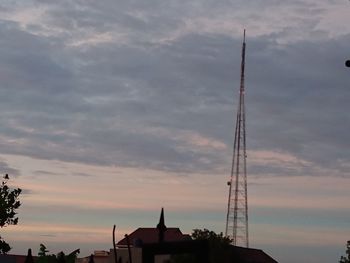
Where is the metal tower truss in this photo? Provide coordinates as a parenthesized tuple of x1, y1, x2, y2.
(225, 30, 248, 248)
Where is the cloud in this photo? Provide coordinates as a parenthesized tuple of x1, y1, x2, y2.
(71, 172, 93, 177)
(0, 158, 20, 176)
(247, 34, 350, 175)
(21, 188, 35, 195)
(252, 222, 348, 247)
(1, 2, 349, 262)
(33, 170, 93, 177)
(34, 170, 61, 176)
(0, 1, 348, 179)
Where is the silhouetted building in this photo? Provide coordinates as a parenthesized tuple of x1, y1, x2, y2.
(228, 246, 278, 263)
(117, 227, 190, 247)
(76, 251, 109, 263)
(0, 254, 37, 263)
(112, 228, 191, 263)
(109, 209, 191, 263)
(98, 209, 277, 263)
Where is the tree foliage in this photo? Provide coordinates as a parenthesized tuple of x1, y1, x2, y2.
(191, 228, 232, 245)
(170, 229, 232, 263)
(37, 244, 80, 263)
(0, 174, 22, 254)
(340, 241, 350, 263)
(38, 243, 49, 257)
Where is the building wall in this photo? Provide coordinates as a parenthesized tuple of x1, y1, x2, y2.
(108, 248, 170, 263)
(109, 248, 142, 263)
(76, 253, 110, 263)
(0, 254, 27, 263)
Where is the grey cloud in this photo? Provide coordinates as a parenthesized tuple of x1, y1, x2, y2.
(34, 170, 93, 177)
(71, 172, 93, 177)
(0, 1, 349, 178)
(26, 0, 327, 49)
(39, 234, 57, 238)
(0, 159, 20, 176)
(247, 35, 350, 168)
(248, 163, 314, 177)
(34, 170, 61, 176)
(21, 188, 35, 195)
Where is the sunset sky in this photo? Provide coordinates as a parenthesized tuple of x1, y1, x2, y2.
(0, 1, 349, 262)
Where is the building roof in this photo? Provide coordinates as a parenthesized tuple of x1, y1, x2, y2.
(117, 227, 190, 246)
(229, 246, 278, 263)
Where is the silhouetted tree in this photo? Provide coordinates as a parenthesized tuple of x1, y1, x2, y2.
(0, 174, 21, 253)
(170, 229, 232, 263)
(37, 244, 79, 263)
(57, 252, 66, 263)
(340, 241, 350, 263)
(38, 243, 49, 257)
(66, 249, 80, 263)
(25, 249, 34, 263)
(191, 229, 232, 245)
(37, 244, 55, 263)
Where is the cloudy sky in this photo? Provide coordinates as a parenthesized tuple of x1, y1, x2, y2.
(0, 0, 349, 262)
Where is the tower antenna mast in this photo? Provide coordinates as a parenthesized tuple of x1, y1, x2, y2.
(225, 30, 249, 247)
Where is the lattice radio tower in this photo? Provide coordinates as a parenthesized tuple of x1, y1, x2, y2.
(225, 30, 249, 247)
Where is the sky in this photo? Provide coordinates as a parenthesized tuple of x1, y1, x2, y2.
(0, 0, 349, 262)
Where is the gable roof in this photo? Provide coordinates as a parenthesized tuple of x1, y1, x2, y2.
(117, 227, 190, 246)
(229, 246, 278, 263)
